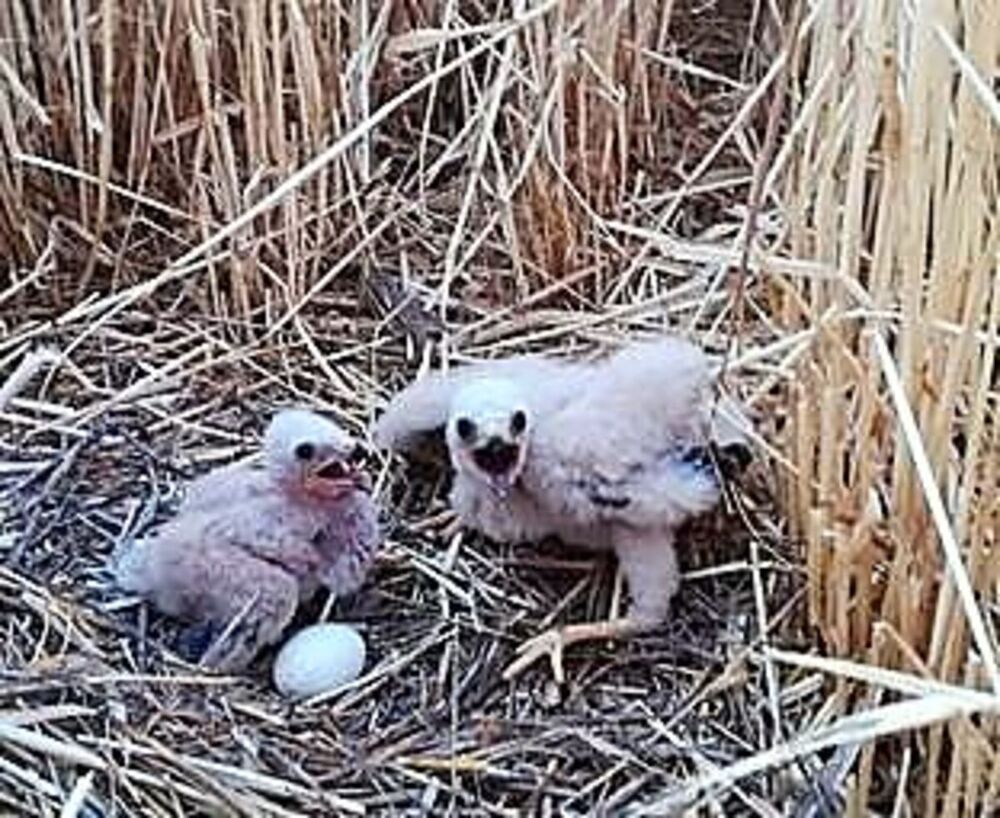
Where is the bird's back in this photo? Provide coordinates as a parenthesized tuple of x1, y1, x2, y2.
(538, 338, 713, 471)
(116, 476, 377, 609)
(523, 337, 749, 530)
(180, 459, 272, 513)
(114, 482, 313, 588)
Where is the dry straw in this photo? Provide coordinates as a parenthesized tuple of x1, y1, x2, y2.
(0, 0, 997, 814)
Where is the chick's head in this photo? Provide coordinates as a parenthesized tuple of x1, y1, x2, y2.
(447, 378, 531, 498)
(265, 409, 369, 500)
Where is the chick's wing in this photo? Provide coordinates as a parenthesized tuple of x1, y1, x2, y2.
(374, 355, 582, 451)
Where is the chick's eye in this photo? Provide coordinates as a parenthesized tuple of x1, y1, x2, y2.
(510, 410, 527, 435)
(456, 418, 476, 442)
(294, 442, 316, 461)
(349, 444, 368, 464)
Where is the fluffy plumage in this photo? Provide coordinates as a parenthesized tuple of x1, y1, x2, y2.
(374, 337, 752, 680)
(114, 409, 380, 672)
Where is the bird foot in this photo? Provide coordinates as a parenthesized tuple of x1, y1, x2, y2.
(197, 598, 266, 673)
(503, 627, 569, 684)
(502, 618, 639, 684)
(175, 622, 219, 663)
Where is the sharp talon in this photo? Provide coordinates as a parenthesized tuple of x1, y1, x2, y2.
(551, 641, 565, 685)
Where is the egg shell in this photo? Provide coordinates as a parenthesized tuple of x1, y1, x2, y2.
(273, 623, 366, 699)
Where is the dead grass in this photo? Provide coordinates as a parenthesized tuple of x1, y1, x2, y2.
(1, 0, 998, 815)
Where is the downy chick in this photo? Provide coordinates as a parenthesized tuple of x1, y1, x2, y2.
(114, 409, 380, 672)
(374, 338, 751, 682)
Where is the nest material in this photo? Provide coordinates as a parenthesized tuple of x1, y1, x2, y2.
(2, 0, 998, 814)
(1, 296, 813, 815)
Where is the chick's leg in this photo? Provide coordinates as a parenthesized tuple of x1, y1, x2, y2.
(503, 529, 679, 683)
(197, 554, 300, 673)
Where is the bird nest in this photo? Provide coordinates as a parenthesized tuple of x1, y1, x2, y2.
(2, 292, 816, 815)
(3, 0, 999, 814)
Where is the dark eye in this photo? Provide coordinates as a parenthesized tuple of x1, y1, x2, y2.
(349, 444, 368, 464)
(510, 410, 527, 435)
(455, 418, 476, 442)
(294, 442, 316, 461)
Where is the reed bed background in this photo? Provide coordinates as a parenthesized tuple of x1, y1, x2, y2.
(1, 0, 998, 814)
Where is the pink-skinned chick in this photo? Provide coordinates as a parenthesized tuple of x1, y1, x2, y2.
(114, 408, 381, 673)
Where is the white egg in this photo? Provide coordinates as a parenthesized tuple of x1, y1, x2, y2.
(272, 623, 366, 699)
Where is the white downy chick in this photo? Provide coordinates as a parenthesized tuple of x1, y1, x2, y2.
(374, 337, 752, 682)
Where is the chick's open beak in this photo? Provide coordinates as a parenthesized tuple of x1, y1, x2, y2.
(307, 450, 370, 495)
(469, 436, 524, 498)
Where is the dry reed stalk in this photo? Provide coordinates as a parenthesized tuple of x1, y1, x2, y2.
(779, 0, 1000, 813)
